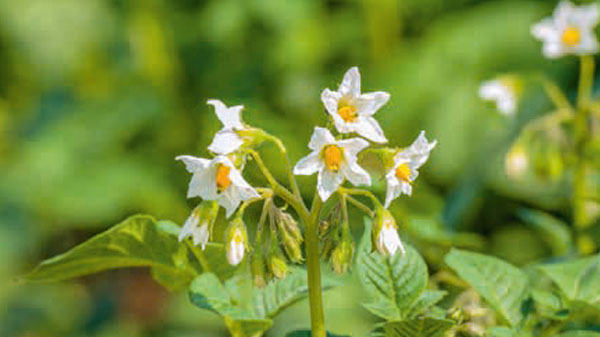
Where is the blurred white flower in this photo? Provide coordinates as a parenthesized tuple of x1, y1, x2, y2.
(479, 79, 518, 116)
(321, 67, 390, 143)
(384, 131, 436, 208)
(176, 155, 259, 217)
(178, 211, 210, 249)
(207, 99, 246, 155)
(375, 211, 405, 256)
(227, 227, 246, 266)
(531, 1, 599, 58)
(293, 127, 371, 201)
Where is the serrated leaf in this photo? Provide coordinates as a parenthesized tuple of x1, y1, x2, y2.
(537, 254, 600, 308)
(517, 208, 572, 255)
(408, 291, 447, 318)
(357, 217, 429, 321)
(382, 318, 453, 337)
(188, 272, 236, 315)
(223, 317, 274, 337)
(26, 215, 196, 287)
(444, 249, 529, 327)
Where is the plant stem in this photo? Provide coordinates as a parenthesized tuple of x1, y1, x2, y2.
(266, 134, 303, 202)
(305, 192, 326, 337)
(573, 55, 594, 252)
(345, 195, 375, 218)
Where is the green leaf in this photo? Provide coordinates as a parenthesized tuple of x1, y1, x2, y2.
(537, 254, 600, 308)
(444, 249, 529, 327)
(285, 330, 350, 337)
(26, 215, 196, 288)
(555, 332, 600, 337)
(517, 208, 573, 256)
(408, 290, 447, 318)
(223, 317, 274, 337)
(382, 318, 454, 337)
(357, 217, 429, 321)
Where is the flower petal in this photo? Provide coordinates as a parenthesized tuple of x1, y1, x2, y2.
(293, 152, 321, 175)
(179, 212, 199, 242)
(353, 117, 388, 143)
(207, 99, 244, 130)
(188, 169, 218, 199)
(317, 168, 344, 201)
(208, 129, 244, 154)
(338, 137, 370, 158)
(342, 162, 371, 187)
(308, 127, 335, 151)
(384, 175, 400, 208)
(321, 88, 342, 116)
(176, 155, 210, 173)
(355, 91, 390, 116)
(338, 66, 361, 96)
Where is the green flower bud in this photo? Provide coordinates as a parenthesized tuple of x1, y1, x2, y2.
(330, 222, 354, 275)
(279, 211, 303, 243)
(225, 217, 248, 266)
(250, 248, 267, 288)
(269, 254, 289, 279)
(281, 229, 304, 263)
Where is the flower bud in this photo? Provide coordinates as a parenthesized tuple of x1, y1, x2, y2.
(250, 248, 267, 288)
(226, 218, 248, 266)
(330, 224, 354, 275)
(373, 208, 405, 256)
(281, 229, 304, 263)
(279, 211, 303, 243)
(505, 143, 528, 179)
(269, 254, 289, 279)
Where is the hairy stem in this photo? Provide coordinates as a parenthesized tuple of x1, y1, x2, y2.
(574, 55, 594, 253)
(345, 194, 375, 218)
(305, 192, 325, 337)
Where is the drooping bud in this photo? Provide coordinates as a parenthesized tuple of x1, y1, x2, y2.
(505, 143, 528, 179)
(372, 208, 405, 256)
(269, 254, 289, 279)
(226, 217, 248, 266)
(250, 248, 267, 288)
(279, 211, 303, 243)
(280, 228, 304, 263)
(330, 222, 354, 275)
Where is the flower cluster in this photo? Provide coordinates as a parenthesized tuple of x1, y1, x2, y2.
(176, 66, 437, 271)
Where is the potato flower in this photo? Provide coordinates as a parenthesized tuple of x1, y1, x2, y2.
(179, 211, 210, 249)
(384, 131, 436, 208)
(207, 99, 246, 155)
(293, 127, 370, 201)
(176, 155, 259, 217)
(531, 1, 599, 58)
(479, 78, 519, 116)
(321, 67, 390, 143)
(374, 209, 405, 256)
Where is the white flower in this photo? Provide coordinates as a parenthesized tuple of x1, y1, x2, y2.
(376, 212, 405, 256)
(321, 67, 390, 143)
(384, 131, 436, 208)
(178, 211, 210, 249)
(227, 227, 246, 266)
(479, 79, 518, 116)
(176, 155, 259, 217)
(207, 99, 246, 155)
(293, 127, 371, 201)
(531, 1, 599, 58)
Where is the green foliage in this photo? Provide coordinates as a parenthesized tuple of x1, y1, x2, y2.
(555, 332, 600, 337)
(517, 208, 573, 256)
(537, 254, 600, 310)
(284, 330, 350, 337)
(189, 268, 337, 337)
(445, 249, 529, 327)
(25, 215, 233, 291)
(357, 218, 438, 321)
(379, 318, 454, 337)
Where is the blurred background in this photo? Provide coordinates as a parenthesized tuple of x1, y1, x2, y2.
(1, 0, 599, 336)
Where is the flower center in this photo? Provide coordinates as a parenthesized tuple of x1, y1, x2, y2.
(395, 163, 411, 182)
(216, 164, 231, 191)
(338, 105, 358, 123)
(324, 145, 343, 171)
(233, 231, 243, 244)
(562, 26, 581, 47)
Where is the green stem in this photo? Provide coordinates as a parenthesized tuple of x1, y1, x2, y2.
(537, 75, 575, 112)
(248, 149, 326, 335)
(574, 55, 594, 252)
(345, 194, 375, 218)
(338, 187, 382, 208)
(305, 191, 326, 337)
(186, 241, 211, 273)
(266, 134, 303, 202)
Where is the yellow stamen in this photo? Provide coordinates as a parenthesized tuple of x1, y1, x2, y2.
(395, 163, 411, 183)
(233, 231, 243, 243)
(324, 145, 343, 171)
(338, 105, 358, 123)
(216, 164, 231, 191)
(562, 26, 581, 47)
